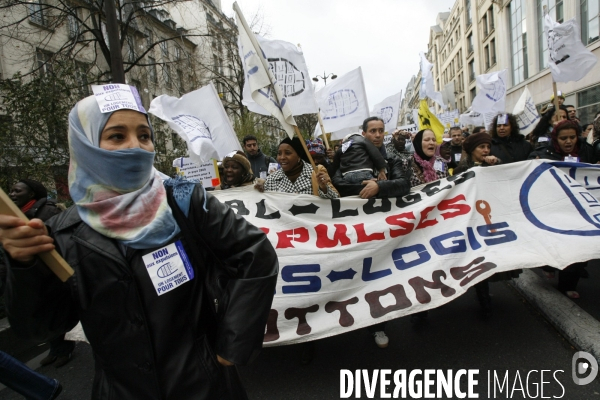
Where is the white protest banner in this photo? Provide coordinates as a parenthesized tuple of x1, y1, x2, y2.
(513, 86, 541, 136)
(242, 36, 318, 117)
(315, 67, 370, 134)
(371, 91, 402, 133)
(545, 14, 598, 83)
(383, 124, 419, 145)
(212, 160, 600, 346)
(149, 83, 241, 164)
(471, 69, 507, 117)
(312, 123, 359, 141)
(459, 108, 484, 127)
(234, 2, 296, 138)
(419, 52, 445, 109)
(172, 157, 221, 187)
(437, 109, 460, 129)
(91, 84, 145, 114)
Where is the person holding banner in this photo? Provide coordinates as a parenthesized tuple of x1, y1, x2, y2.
(214, 151, 257, 190)
(489, 114, 533, 164)
(403, 129, 449, 188)
(0, 92, 278, 400)
(528, 119, 597, 298)
(385, 129, 413, 173)
(259, 137, 339, 199)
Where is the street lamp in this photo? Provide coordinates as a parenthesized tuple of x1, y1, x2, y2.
(312, 72, 337, 85)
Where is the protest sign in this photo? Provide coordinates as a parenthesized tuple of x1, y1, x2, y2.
(383, 124, 418, 145)
(471, 70, 508, 118)
(437, 109, 460, 129)
(149, 83, 241, 164)
(173, 157, 220, 187)
(212, 160, 600, 346)
(419, 52, 445, 109)
(91, 84, 145, 114)
(513, 86, 540, 136)
(459, 108, 484, 127)
(315, 67, 370, 134)
(418, 99, 445, 143)
(371, 91, 402, 133)
(242, 36, 318, 117)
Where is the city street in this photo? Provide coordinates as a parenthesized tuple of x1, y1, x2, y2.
(1, 263, 598, 399)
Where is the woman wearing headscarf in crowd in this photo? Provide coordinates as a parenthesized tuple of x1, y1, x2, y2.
(530, 105, 570, 148)
(0, 91, 278, 399)
(528, 119, 598, 299)
(258, 137, 339, 198)
(3, 180, 76, 368)
(402, 129, 449, 187)
(305, 138, 330, 168)
(453, 132, 516, 316)
(214, 151, 256, 190)
(488, 113, 533, 164)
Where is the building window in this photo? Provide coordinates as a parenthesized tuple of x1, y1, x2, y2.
(466, 0, 472, 27)
(537, 0, 563, 70)
(511, 0, 529, 85)
(490, 38, 496, 65)
(145, 29, 154, 50)
(177, 69, 185, 94)
(485, 45, 490, 70)
(149, 56, 157, 83)
(483, 13, 489, 37)
(488, 7, 495, 31)
(75, 62, 90, 97)
(160, 40, 169, 60)
(127, 35, 136, 63)
(163, 64, 172, 89)
(470, 87, 477, 102)
(36, 50, 53, 76)
(28, 0, 48, 26)
(577, 84, 600, 123)
(467, 34, 474, 54)
(67, 13, 80, 38)
(581, 0, 600, 45)
(468, 59, 475, 82)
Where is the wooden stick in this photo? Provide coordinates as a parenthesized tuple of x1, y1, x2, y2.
(293, 125, 317, 170)
(552, 81, 560, 110)
(317, 111, 330, 150)
(0, 188, 74, 282)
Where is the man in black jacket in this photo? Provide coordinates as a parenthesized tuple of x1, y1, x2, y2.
(331, 117, 411, 199)
(243, 135, 276, 178)
(448, 127, 464, 169)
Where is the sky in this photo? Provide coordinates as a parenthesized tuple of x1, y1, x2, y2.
(220, 0, 456, 109)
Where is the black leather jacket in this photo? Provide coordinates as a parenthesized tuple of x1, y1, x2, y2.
(491, 135, 533, 163)
(332, 153, 412, 198)
(5, 187, 278, 399)
(528, 137, 598, 163)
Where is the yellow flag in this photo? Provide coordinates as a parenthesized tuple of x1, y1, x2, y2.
(417, 99, 444, 144)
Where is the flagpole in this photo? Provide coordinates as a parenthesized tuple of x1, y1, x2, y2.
(233, 2, 316, 170)
(317, 111, 330, 150)
(552, 81, 560, 110)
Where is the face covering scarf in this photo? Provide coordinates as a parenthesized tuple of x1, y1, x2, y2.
(68, 95, 180, 249)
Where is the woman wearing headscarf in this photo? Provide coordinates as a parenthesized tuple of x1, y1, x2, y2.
(402, 129, 449, 187)
(0, 91, 278, 399)
(214, 151, 255, 190)
(259, 137, 339, 198)
(489, 113, 533, 163)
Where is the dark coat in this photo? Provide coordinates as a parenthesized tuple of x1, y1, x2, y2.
(332, 152, 411, 198)
(23, 198, 61, 221)
(528, 138, 598, 163)
(5, 187, 278, 399)
(490, 135, 533, 163)
(247, 150, 276, 177)
(448, 144, 463, 169)
(330, 134, 387, 175)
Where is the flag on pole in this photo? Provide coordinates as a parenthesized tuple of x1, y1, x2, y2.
(241, 35, 318, 116)
(149, 83, 242, 164)
(419, 52, 445, 109)
(313, 123, 359, 141)
(314, 67, 370, 134)
(370, 91, 401, 133)
(471, 69, 507, 116)
(234, 2, 296, 138)
(544, 14, 598, 83)
(512, 86, 540, 136)
(417, 99, 445, 144)
(459, 107, 484, 127)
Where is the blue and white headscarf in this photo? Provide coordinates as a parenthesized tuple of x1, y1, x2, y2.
(68, 95, 183, 249)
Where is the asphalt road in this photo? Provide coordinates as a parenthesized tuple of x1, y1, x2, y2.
(1, 272, 599, 399)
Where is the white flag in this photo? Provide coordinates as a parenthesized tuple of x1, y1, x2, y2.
(315, 67, 369, 134)
(459, 107, 484, 127)
(313, 122, 360, 141)
(545, 15, 598, 83)
(419, 52, 445, 109)
(234, 2, 296, 138)
(370, 91, 401, 133)
(471, 69, 507, 115)
(512, 86, 540, 136)
(242, 36, 318, 117)
(148, 83, 241, 164)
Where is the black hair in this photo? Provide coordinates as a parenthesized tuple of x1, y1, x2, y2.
(531, 105, 571, 140)
(242, 135, 258, 145)
(489, 113, 521, 139)
(362, 116, 384, 133)
(449, 126, 462, 134)
(472, 126, 485, 134)
(564, 104, 575, 109)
